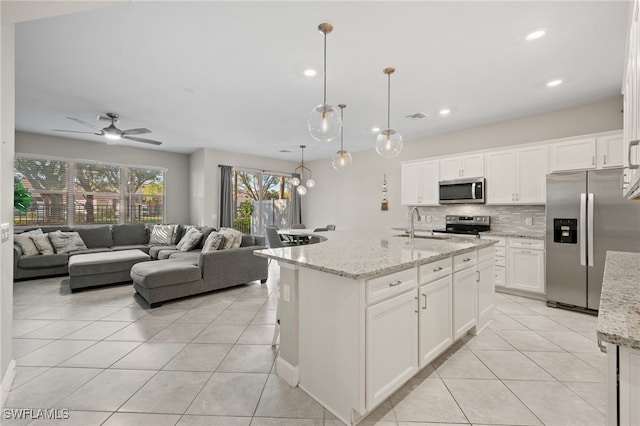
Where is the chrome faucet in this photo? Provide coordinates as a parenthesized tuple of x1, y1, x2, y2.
(409, 206, 420, 240)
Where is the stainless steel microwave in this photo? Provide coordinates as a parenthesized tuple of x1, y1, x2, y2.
(439, 177, 485, 204)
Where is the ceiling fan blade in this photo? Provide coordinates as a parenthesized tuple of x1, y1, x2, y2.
(53, 129, 102, 135)
(122, 128, 151, 136)
(67, 117, 103, 131)
(123, 135, 162, 146)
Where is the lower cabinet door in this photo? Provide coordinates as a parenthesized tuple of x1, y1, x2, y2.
(366, 290, 418, 408)
(508, 248, 545, 293)
(476, 259, 494, 332)
(453, 266, 477, 340)
(418, 275, 453, 369)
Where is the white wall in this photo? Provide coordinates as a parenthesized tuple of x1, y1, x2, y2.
(304, 97, 623, 231)
(190, 148, 298, 227)
(16, 131, 192, 224)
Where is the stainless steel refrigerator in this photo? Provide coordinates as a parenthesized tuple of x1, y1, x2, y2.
(546, 169, 640, 312)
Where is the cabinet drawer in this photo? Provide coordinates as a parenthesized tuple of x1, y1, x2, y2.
(419, 257, 452, 285)
(453, 251, 477, 272)
(495, 266, 506, 287)
(509, 238, 544, 250)
(495, 256, 506, 267)
(478, 247, 494, 263)
(366, 268, 417, 305)
(494, 246, 506, 257)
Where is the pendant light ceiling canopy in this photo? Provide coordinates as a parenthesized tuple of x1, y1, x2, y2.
(332, 104, 352, 170)
(375, 67, 403, 159)
(291, 145, 315, 195)
(308, 23, 342, 143)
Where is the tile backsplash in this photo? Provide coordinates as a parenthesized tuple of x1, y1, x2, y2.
(409, 205, 546, 236)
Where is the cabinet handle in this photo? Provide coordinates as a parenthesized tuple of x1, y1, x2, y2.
(463, 258, 472, 262)
(603, 154, 607, 165)
(388, 280, 402, 287)
(476, 270, 480, 282)
(432, 266, 443, 272)
(422, 293, 427, 309)
(516, 193, 520, 201)
(520, 250, 531, 254)
(592, 156, 595, 166)
(630, 140, 640, 170)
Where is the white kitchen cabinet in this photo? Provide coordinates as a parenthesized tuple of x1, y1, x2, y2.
(549, 137, 597, 172)
(597, 134, 624, 169)
(453, 259, 477, 340)
(485, 146, 548, 204)
(440, 154, 484, 180)
(366, 289, 418, 408)
(623, 0, 640, 199)
(508, 241, 545, 294)
(401, 160, 439, 205)
(606, 343, 640, 426)
(418, 275, 453, 368)
(476, 258, 494, 333)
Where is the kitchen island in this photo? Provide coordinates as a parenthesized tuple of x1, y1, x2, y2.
(596, 251, 640, 426)
(255, 231, 496, 425)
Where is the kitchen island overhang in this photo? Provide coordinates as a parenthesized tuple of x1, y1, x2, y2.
(255, 231, 497, 426)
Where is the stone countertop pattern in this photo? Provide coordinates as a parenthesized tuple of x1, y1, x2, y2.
(596, 251, 640, 350)
(482, 231, 545, 240)
(254, 230, 496, 280)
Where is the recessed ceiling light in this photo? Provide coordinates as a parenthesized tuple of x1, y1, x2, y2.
(371, 127, 380, 132)
(525, 29, 546, 41)
(546, 79, 563, 87)
(303, 68, 317, 77)
(439, 109, 451, 116)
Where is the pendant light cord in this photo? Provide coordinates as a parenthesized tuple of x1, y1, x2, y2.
(387, 73, 391, 130)
(340, 108, 344, 151)
(323, 32, 327, 106)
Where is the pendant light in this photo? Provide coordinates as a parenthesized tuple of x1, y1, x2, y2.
(332, 104, 353, 170)
(375, 67, 403, 158)
(291, 145, 315, 195)
(308, 23, 342, 143)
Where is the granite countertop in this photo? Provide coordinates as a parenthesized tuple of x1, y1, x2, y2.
(596, 251, 640, 350)
(254, 230, 496, 280)
(482, 231, 545, 240)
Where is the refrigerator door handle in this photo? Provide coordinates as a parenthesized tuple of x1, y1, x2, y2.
(580, 193, 586, 266)
(588, 193, 594, 267)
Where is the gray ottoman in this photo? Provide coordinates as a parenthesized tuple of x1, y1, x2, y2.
(69, 249, 150, 292)
(131, 260, 204, 308)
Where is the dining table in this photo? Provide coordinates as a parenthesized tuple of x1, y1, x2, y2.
(277, 228, 317, 244)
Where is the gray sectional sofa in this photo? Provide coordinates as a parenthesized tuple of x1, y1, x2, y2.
(13, 223, 269, 306)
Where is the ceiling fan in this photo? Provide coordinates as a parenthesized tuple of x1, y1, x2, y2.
(53, 112, 163, 145)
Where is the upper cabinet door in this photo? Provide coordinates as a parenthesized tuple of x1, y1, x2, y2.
(461, 154, 484, 178)
(549, 138, 597, 172)
(418, 161, 440, 205)
(440, 157, 462, 180)
(401, 163, 420, 205)
(515, 146, 548, 204)
(597, 134, 624, 169)
(485, 150, 516, 204)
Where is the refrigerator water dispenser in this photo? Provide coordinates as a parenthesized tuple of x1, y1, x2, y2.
(553, 218, 577, 244)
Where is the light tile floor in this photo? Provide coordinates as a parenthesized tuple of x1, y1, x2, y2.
(6, 264, 607, 425)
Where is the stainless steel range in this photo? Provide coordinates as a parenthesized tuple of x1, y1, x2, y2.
(433, 215, 491, 237)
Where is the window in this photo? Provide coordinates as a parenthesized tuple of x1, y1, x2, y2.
(233, 169, 293, 235)
(14, 155, 165, 227)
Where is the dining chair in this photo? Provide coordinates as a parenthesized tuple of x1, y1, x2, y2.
(265, 226, 285, 248)
(326, 224, 336, 230)
(291, 224, 306, 229)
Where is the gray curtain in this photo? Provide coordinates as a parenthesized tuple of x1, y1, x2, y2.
(219, 165, 234, 228)
(288, 174, 302, 226)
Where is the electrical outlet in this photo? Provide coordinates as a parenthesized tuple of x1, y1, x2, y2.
(426, 215, 432, 223)
(0, 223, 9, 243)
(525, 217, 533, 226)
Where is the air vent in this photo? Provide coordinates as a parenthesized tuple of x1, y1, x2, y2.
(279, 149, 291, 153)
(406, 112, 427, 120)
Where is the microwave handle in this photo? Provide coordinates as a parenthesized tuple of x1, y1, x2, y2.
(471, 182, 476, 200)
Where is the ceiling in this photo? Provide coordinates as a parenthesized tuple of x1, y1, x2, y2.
(14, 1, 629, 161)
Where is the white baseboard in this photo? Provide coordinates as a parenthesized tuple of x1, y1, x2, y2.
(276, 356, 299, 387)
(1, 359, 16, 410)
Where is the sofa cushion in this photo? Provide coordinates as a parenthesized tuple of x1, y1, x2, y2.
(241, 235, 256, 247)
(40, 226, 72, 233)
(174, 224, 187, 244)
(18, 253, 69, 268)
(149, 245, 177, 259)
(112, 223, 148, 246)
(131, 260, 202, 289)
(14, 230, 42, 256)
(69, 249, 150, 276)
(176, 227, 203, 251)
(195, 227, 215, 249)
(149, 224, 178, 245)
(111, 245, 150, 254)
(75, 226, 113, 249)
(31, 233, 54, 255)
(48, 231, 88, 254)
(168, 251, 200, 262)
(69, 247, 112, 256)
(202, 232, 225, 252)
(158, 249, 180, 260)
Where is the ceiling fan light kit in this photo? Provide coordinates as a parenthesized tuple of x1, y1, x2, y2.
(54, 112, 163, 146)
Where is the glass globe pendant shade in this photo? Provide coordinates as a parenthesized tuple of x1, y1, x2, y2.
(296, 185, 308, 195)
(291, 177, 300, 186)
(332, 150, 352, 170)
(306, 178, 316, 188)
(308, 104, 342, 142)
(375, 129, 403, 159)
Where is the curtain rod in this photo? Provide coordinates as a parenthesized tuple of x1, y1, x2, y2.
(218, 164, 294, 177)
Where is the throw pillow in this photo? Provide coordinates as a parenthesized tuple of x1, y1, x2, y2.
(149, 224, 177, 245)
(176, 227, 204, 251)
(14, 229, 42, 256)
(30, 233, 54, 255)
(48, 230, 88, 254)
(219, 227, 243, 249)
(201, 232, 226, 252)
